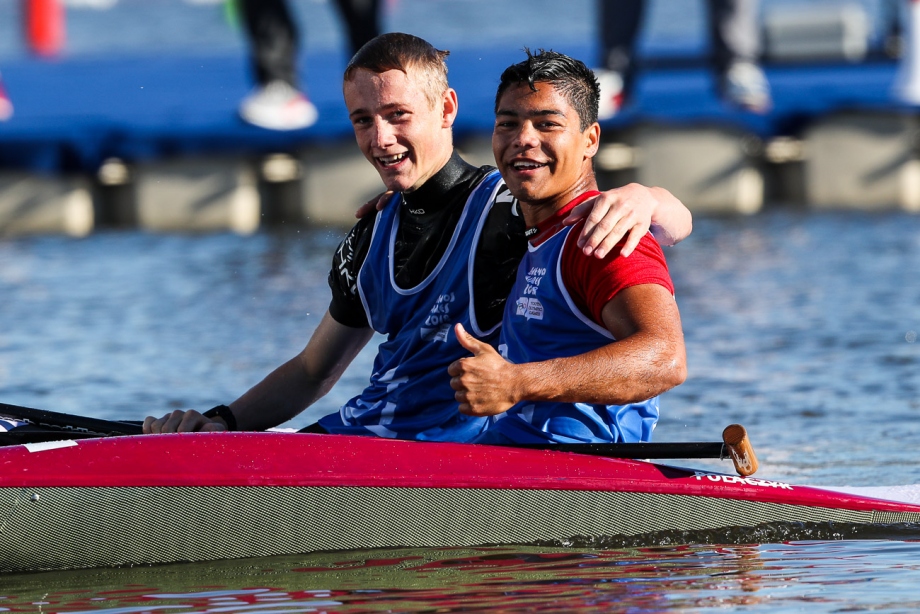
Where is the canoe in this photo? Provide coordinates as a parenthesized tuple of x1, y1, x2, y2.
(2, 431, 919, 573)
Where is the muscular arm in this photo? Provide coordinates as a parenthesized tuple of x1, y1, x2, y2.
(144, 311, 374, 433)
(565, 183, 693, 258)
(449, 284, 686, 415)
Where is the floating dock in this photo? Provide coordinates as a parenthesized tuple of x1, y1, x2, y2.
(1, 40, 918, 235)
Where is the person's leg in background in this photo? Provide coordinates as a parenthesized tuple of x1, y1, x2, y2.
(596, 0, 770, 118)
(334, 0, 381, 55)
(710, 0, 771, 112)
(238, 0, 318, 130)
(0, 71, 12, 121)
(596, 0, 646, 120)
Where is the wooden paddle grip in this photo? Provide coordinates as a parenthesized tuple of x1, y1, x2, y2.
(722, 424, 759, 476)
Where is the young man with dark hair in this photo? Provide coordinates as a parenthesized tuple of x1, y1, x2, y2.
(449, 49, 686, 444)
(145, 35, 691, 441)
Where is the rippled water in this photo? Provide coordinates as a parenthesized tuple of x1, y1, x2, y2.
(664, 210, 920, 487)
(3, 542, 920, 613)
(3, 208, 920, 608)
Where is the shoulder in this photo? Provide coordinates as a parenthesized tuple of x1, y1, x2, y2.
(336, 209, 378, 257)
(479, 173, 523, 234)
(562, 227, 674, 323)
(332, 209, 381, 285)
(468, 166, 503, 201)
(563, 224, 669, 275)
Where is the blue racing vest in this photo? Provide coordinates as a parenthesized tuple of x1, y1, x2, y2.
(487, 224, 659, 444)
(319, 171, 505, 441)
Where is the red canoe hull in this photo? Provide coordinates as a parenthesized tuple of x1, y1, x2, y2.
(1, 433, 918, 572)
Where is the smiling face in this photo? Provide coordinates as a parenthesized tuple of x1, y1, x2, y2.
(492, 81, 600, 225)
(344, 66, 458, 193)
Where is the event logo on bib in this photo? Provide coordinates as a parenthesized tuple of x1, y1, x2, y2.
(515, 297, 544, 320)
(524, 266, 545, 295)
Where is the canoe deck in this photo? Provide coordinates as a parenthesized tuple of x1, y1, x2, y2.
(1, 433, 918, 572)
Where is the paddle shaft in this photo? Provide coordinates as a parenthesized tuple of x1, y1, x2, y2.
(500, 424, 758, 476)
(502, 441, 727, 459)
(0, 402, 142, 436)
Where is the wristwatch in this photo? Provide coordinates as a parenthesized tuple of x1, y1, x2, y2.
(203, 404, 238, 431)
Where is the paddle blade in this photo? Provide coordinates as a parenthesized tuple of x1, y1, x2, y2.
(0, 402, 142, 437)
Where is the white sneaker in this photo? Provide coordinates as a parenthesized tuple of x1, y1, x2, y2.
(0, 73, 12, 122)
(722, 62, 772, 113)
(595, 69, 625, 121)
(239, 80, 318, 130)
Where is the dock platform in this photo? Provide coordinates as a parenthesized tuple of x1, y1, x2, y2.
(1, 40, 917, 234)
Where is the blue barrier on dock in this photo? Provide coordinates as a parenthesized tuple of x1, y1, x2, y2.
(0, 43, 907, 173)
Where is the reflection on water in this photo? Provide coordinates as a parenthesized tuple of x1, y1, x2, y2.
(2, 542, 920, 613)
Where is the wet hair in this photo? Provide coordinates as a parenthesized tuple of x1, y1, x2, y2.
(494, 48, 600, 131)
(344, 32, 450, 108)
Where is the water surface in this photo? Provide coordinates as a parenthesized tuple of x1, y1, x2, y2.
(3, 542, 920, 613)
(2, 209, 920, 609)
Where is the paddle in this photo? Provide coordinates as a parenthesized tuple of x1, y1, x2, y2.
(0, 402, 759, 476)
(0, 402, 143, 436)
(504, 424, 759, 476)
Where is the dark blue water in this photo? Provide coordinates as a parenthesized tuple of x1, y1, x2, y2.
(665, 210, 920, 487)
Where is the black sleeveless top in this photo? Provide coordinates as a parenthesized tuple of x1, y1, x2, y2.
(328, 151, 527, 333)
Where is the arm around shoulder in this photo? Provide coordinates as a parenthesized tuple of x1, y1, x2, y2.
(566, 183, 692, 259)
(647, 186, 692, 247)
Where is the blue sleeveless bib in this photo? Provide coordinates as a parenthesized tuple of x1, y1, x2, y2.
(319, 171, 505, 441)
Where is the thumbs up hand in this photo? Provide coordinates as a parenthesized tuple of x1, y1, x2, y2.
(448, 323, 519, 416)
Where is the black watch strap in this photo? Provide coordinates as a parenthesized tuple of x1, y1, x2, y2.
(203, 405, 238, 431)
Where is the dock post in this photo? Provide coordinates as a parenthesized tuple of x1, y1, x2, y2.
(93, 158, 138, 228)
(803, 112, 920, 211)
(300, 141, 385, 227)
(632, 125, 764, 215)
(0, 172, 93, 237)
(257, 154, 305, 227)
(133, 157, 261, 234)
